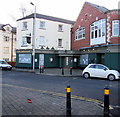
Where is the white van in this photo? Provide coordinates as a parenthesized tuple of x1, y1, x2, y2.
(0, 60, 12, 70)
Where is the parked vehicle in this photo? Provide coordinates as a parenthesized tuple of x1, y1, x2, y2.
(0, 60, 12, 70)
(82, 64, 120, 81)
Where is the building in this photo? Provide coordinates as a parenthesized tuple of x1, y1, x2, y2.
(16, 13, 75, 68)
(71, 2, 120, 70)
(0, 24, 16, 61)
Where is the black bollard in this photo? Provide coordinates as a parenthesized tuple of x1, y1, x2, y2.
(70, 67, 72, 75)
(66, 85, 71, 116)
(40, 66, 44, 73)
(62, 67, 64, 75)
(104, 86, 110, 117)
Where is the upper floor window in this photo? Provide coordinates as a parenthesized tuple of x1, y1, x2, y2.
(4, 36, 9, 41)
(75, 27, 85, 40)
(39, 36, 45, 46)
(58, 25, 63, 32)
(58, 38, 62, 47)
(23, 22, 28, 30)
(112, 20, 120, 36)
(90, 19, 106, 39)
(40, 21, 45, 29)
(22, 37, 28, 46)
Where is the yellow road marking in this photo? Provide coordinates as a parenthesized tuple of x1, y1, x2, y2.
(2, 84, 113, 109)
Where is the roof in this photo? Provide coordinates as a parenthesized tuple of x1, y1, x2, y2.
(0, 24, 4, 30)
(0, 23, 16, 33)
(86, 2, 109, 13)
(17, 13, 75, 24)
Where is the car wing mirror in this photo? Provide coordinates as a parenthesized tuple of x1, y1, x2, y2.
(104, 68, 107, 71)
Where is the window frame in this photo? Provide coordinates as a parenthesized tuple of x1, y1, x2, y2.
(40, 21, 45, 29)
(112, 20, 120, 37)
(90, 19, 106, 40)
(22, 21, 28, 31)
(58, 25, 63, 32)
(75, 27, 85, 40)
(22, 36, 28, 46)
(39, 36, 45, 46)
(4, 36, 9, 42)
(58, 38, 62, 47)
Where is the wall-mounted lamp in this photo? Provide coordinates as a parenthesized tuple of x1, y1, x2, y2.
(50, 57, 54, 62)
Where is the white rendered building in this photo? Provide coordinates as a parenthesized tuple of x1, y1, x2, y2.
(0, 24, 16, 61)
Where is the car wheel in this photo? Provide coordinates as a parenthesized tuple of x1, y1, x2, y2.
(108, 74, 115, 81)
(83, 72, 90, 79)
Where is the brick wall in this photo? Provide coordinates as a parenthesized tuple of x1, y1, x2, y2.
(71, 2, 120, 50)
(109, 10, 120, 44)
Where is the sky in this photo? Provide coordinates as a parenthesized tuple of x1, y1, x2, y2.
(0, 0, 119, 27)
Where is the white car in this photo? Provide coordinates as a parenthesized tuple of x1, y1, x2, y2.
(82, 64, 120, 81)
(0, 60, 12, 70)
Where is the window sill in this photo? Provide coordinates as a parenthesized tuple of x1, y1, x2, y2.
(58, 46, 63, 48)
(74, 38, 85, 41)
(58, 30, 64, 32)
(21, 29, 28, 31)
(21, 45, 28, 47)
(111, 35, 120, 37)
(39, 28, 46, 30)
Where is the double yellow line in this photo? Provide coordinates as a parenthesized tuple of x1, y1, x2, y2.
(2, 84, 113, 109)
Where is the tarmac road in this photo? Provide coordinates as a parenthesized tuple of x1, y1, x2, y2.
(2, 70, 120, 116)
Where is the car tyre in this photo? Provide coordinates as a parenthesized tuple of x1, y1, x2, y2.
(83, 72, 90, 79)
(108, 74, 115, 81)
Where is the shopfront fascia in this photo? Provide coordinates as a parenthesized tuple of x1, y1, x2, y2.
(16, 49, 80, 69)
(79, 44, 120, 70)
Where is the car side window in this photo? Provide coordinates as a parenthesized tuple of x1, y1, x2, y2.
(95, 65, 106, 70)
(89, 65, 95, 68)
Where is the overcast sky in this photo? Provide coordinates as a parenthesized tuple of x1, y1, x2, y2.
(0, 0, 119, 27)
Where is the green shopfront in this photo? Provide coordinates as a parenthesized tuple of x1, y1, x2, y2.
(79, 44, 120, 71)
(16, 44, 120, 71)
(16, 49, 80, 69)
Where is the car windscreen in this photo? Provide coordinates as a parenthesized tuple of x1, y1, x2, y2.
(0, 61, 7, 64)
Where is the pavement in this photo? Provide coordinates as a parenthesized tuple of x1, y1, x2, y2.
(1, 68, 111, 116)
(2, 83, 104, 116)
(12, 67, 83, 77)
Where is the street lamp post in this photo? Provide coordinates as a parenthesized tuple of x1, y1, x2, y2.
(30, 2, 36, 71)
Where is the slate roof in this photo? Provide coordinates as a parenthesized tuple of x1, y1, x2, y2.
(86, 2, 109, 13)
(0, 23, 16, 33)
(17, 13, 75, 24)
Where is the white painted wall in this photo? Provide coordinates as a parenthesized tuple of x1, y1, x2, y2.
(0, 26, 16, 61)
(17, 18, 72, 50)
(0, 31, 3, 60)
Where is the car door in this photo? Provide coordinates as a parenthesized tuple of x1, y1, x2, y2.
(94, 65, 108, 78)
(87, 65, 96, 77)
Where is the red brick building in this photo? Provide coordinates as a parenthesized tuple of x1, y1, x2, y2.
(71, 2, 120, 70)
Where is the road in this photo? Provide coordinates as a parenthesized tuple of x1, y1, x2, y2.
(2, 70, 120, 116)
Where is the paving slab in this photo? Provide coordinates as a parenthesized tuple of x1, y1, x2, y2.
(2, 84, 103, 116)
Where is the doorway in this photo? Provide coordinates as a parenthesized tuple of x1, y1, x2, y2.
(97, 53, 105, 64)
(63, 57, 73, 68)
